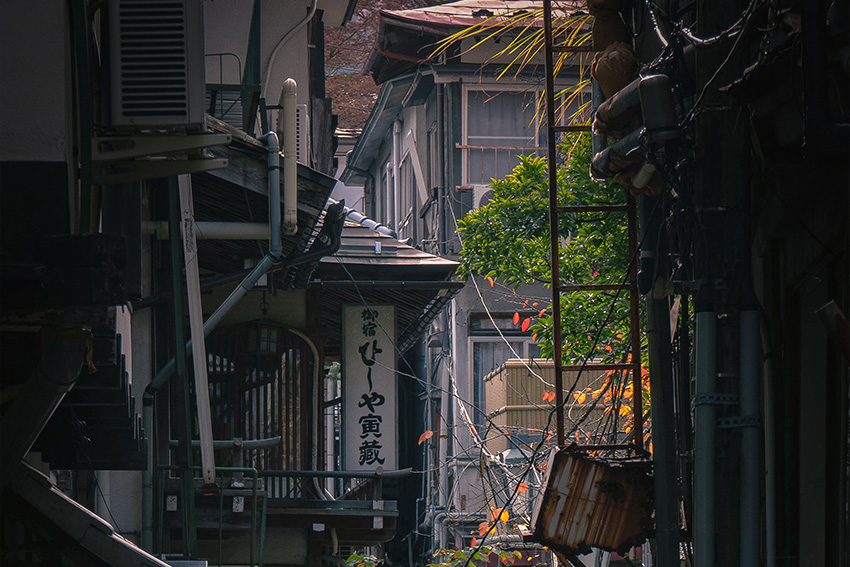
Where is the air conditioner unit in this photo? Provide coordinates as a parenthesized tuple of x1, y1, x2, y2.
(109, 0, 206, 129)
(295, 104, 311, 165)
(472, 184, 495, 209)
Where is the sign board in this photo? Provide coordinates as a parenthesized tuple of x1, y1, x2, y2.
(343, 304, 397, 471)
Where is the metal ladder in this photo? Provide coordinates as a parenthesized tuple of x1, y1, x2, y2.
(541, 0, 643, 449)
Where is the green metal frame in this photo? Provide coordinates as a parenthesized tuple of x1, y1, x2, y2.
(155, 465, 267, 567)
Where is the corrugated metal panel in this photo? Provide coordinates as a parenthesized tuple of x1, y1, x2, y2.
(483, 359, 604, 453)
(530, 446, 652, 555)
(381, 0, 585, 31)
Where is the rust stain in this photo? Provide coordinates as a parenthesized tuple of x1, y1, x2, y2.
(530, 445, 652, 556)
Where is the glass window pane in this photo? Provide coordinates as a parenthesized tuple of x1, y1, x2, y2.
(473, 341, 524, 428)
(466, 90, 544, 185)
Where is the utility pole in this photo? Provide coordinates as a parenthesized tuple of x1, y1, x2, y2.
(691, 1, 754, 565)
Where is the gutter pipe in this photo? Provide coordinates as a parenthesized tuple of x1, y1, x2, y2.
(262, 0, 317, 99)
(328, 197, 396, 237)
(739, 309, 761, 567)
(142, 130, 284, 551)
(393, 120, 402, 233)
(437, 83, 447, 255)
(694, 306, 717, 567)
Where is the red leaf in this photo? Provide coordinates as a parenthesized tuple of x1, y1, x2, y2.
(517, 482, 528, 493)
(521, 318, 530, 332)
(512, 312, 520, 325)
(542, 391, 550, 401)
(418, 430, 434, 445)
(522, 300, 529, 308)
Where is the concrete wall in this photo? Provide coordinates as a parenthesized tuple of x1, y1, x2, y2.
(0, 1, 71, 163)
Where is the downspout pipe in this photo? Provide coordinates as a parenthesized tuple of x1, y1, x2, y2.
(392, 119, 402, 233)
(144, 131, 282, 396)
(739, 308, 761, 567)
(142, 131, 283, 551)
(436, 83, 446, 255)
(262, 0, 317, 99)
(694, 302, 717, 567)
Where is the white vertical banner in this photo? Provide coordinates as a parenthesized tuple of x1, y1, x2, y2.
(343, 304, 397, 471)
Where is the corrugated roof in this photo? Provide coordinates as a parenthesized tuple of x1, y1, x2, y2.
(380, 0, 584, 30)
(310, 217, 460, 355)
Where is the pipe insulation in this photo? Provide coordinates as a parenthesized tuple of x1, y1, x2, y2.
(280, 79, 299, 235)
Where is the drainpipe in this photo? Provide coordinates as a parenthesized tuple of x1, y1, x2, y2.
(392, 120, 402, 233)
(142, 130, 284, 551)
(739, 308, 761, 567)
(280, 79, 299, 235)
(694, 303, 717, 567)
(261, 0, 317, 99)
(436, 84, 446, 255)
(328, 197, 395, 237)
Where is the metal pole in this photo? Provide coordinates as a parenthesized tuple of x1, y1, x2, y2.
(694, 309, 717, 567)
(739, 309, 761, 566)
(627, 193, 643, 448)
(542, 0, 566, 447)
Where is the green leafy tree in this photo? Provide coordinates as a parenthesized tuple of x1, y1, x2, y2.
(457, 133, 631, 364)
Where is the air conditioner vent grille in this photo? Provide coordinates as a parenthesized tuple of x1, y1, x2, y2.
(109, 0, 204, 127)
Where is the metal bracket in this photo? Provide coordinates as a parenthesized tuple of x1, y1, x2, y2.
(92, 158, 228, 185)
(717, 415, 761, 429)
(692, 393, 739, 408)
(92, 133, 231, 161)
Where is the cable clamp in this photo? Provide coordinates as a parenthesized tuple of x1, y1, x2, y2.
(692, 393, 738, 409)
(717, 415, 761, 429)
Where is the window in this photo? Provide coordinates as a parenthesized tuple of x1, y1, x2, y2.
(397, 155, 418, 242)
(462, 85, 588, 186)
(469, 314, 541, 429)
(464, 89, 544, 185)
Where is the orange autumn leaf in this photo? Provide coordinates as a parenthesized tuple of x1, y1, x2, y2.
(521, 318, 531, 332)
(542, 391, 550, 401)
(538, 309, 546, 317)
(522, 300, 529, 308)
(532, 302, 538, 307)
(532, 333, 538, 341)
(479, 521, 490, 535)
(517, 482, 528, 493)
(513, 312, 520, 325)
(500, 509, 510, 522)
(577, 392, 587, 403)
(487, 276, 495, 287)
(471, 537, 478, 547)
(417, 430, 434, 445)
